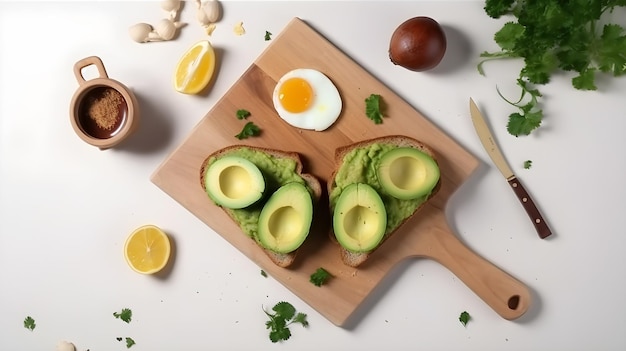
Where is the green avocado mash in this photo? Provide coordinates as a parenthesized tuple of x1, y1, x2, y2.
(207, 148, 309, 239)
(329, 143, 430, 234)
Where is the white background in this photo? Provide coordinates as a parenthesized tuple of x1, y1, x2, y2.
(1, 1, 625, 350)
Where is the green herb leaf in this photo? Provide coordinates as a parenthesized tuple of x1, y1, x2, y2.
(497, 79, 543, 136)
(264, 31, 272, 41)
(459, 311, 471, 326)
(125, 337, 136, 348)
(269, 325, 291, 342)
(292, 312, 309, 327)
(365, 94, 384, 124)
(524, 160, 532, 169)
(507, 111, 542, 137)
(480, 0, 626, 136)
(597, 24, 626, 76)
(236, 109, 251, 119)
(23, 316, 36, 331)
(273, 301, 296, 321)
(572, 68, 598, 90)
(263, 302, 309, 343)
(494, 22, 524, 51)
(309, 267, 332, 287)
(484, 0, 515, 18)
(235, 121, 261, 139)
(113, 308, 132, 323)
(260, 269, 268, 277)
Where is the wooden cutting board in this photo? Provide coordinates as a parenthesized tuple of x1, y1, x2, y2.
(151, 18, 531, 327)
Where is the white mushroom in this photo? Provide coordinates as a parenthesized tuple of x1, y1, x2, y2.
(128, 23, 156, 43)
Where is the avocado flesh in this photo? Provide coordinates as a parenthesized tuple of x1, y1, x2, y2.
(205, 156, 266, 209)
(206, 148, 313, 239)
(329, 143, 434, 235)
(333, 183, 387, 253)
(257, 182, 313, 254)
(377, 147, 440, 200)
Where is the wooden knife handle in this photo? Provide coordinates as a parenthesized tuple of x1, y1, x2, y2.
(507, 176, 552, 239)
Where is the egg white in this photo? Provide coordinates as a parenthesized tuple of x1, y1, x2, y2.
(272, 68, 342, 131)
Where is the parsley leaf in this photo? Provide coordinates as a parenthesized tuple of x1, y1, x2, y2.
(365, 94, 384, 124)
(459, 311, 471, 326)
(23, 316, 36, 331)
(263, 302, 309, 343)
(260, 269, 268, 277)
(235, 121, 261, 139)
(236, 109, 251, 119)
(524, 160, 532, 169)
(113, 308, 132, 323)
(264, 31, 272, 41)
(480, 0, 626, 136)
(309, 267, 332, 287)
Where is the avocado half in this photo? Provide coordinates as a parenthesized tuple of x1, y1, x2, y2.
(376, 147, 440, 200)
(204, 156, 266, 209)
(333, 183, 387, 253)
(257, 182, 313, 254)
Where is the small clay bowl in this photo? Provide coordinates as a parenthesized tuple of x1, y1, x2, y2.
(69, 56, 139, 150)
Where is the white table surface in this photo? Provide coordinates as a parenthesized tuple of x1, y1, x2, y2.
(1, 1, 625, 350)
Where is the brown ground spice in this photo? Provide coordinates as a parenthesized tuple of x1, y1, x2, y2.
(87, 88, 123, 130)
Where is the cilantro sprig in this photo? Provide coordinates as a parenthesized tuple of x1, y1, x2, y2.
(236, 109, 251, 119)
(524, 160, 532, 169)
(496, 78, 543, 136)
(236, 121, 261, 139)
(263, 301, 309, 343)
(459, 311, 471, 326)
(365, 94, 385, 124)
(23, 316, 36, 331)
(113, 308, 132, 324)
(117, 337, 136, 348)
(479, 0, 626, 136)
(309, 267, 332, 287)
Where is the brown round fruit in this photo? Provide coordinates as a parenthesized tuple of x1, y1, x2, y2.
(389, 16, 447, 72)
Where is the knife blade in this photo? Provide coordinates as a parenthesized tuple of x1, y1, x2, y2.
(469, 98, 552, 239)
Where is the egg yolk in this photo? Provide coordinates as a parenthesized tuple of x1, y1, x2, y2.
(278, 78, 313, 113)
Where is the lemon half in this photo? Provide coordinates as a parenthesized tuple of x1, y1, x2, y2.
(173, 40, 216, 94)
(124, 225, 171, 274)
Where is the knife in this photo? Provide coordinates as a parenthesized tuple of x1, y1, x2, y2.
(469, 98, 552, 239)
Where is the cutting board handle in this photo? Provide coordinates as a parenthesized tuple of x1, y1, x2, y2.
(423, 211, 531, 320)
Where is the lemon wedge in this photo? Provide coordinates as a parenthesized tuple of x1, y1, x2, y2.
(124, 225, 171, 274)
(173, 40, 216, 94)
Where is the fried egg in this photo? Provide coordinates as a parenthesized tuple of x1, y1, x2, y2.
(272, 68, 342, 131)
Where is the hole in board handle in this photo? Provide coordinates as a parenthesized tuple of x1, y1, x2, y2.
(508, 295, 520, 310)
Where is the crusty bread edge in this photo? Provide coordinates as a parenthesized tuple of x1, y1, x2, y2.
(327, 135, 442, 267)
(200, 145, 322, 268)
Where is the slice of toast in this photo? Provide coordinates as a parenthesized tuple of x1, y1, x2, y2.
(200, 145, 322, 268)
(328, 135, 442, 267)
